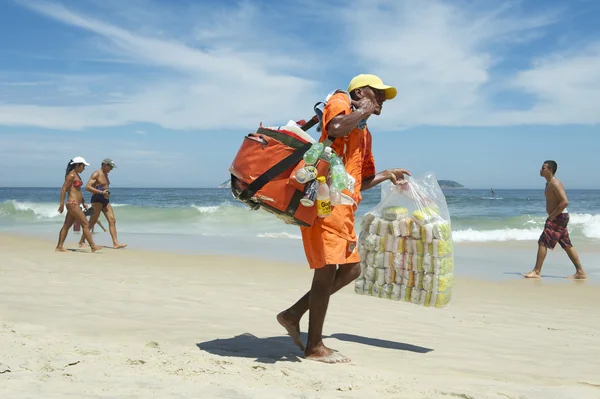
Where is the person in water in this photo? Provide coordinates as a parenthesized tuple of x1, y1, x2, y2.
(56, 157, 102, 252)
(522, 160, 586, 279)
(79, 158, 127, 249)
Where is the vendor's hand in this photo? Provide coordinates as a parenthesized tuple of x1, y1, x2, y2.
(351, 97, 378, 116)
(385, 168, 411, 185)
(58, 204, 64, 214)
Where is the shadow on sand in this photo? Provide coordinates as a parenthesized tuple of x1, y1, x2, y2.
(197, 332, 433, 364)
(326, 333, 433, 354)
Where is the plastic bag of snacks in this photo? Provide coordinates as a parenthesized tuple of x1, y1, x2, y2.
(355, 173, 454, 308)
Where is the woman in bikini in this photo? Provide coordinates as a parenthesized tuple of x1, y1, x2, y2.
(55, 157, 102, 252)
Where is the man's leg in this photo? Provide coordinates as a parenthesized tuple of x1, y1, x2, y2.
(103, 204, 127, 249)
(523, 243, 548, 278)
(563, 246, 587, 279)
(72, 207, 102, 253)
(302, 264, 351, 363)
(79, 203, 103, 246)
(278, 262, 360, 352)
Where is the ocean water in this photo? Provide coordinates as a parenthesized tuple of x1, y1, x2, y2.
(1, 186, 599, 246)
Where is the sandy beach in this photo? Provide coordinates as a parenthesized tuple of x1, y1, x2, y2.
(1, 233, 599, 399)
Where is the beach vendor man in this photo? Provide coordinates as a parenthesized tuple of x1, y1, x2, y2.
(278, 74, 411, 363)
(79, 158, 127, 250)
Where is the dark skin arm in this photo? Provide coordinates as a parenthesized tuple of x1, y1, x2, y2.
(326, 96, 378, 138)
(361, 169, 411, 191)
(327, 88, 411, 190)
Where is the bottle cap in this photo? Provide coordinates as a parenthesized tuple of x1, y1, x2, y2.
(324, 147, 332, 155)
(317, 176, 326, 183)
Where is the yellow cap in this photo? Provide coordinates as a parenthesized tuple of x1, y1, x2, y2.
(347, 74, 397, 100)
(317, 176, 326, 183)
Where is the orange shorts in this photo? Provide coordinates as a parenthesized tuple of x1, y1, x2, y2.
(300, 206, 360, 269)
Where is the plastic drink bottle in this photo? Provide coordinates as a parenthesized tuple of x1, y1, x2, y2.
(295, 165, 318, 184)
(329, 153, 348, 191)
(320, 146, 333, 162)
(330, 185, 342, 206)
(316, 176, 332, 218)
(303, 142, 324, 166)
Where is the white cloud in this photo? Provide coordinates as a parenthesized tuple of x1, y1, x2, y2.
(500, 43, 600, 124)
(1, 0, 321, 130)
(1, 0, 599, 131)
(338, 0, 585, 129)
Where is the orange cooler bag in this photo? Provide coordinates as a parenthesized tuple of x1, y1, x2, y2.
(229, 121, 330, 227)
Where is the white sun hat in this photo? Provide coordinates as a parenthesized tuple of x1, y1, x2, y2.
(70, 156, 90, 166)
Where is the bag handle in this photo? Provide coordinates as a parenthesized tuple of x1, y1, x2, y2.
(301, 115, 336, 146)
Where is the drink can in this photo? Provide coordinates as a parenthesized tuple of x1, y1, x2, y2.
(295, 166, 318, 184)
(300, 180, 318, 207)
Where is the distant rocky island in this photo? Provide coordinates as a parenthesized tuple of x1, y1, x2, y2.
(437, 180, 465, 189)
(219, 179, 465, 189)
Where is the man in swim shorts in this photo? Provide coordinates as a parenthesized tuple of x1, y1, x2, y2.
(523, 160, 586, 279)
(277, 74, 411, 364)
(79, 158, 127, 249)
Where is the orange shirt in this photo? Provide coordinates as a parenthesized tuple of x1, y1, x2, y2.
(320, 92, 376, 205)
(302, 92, 376, 242)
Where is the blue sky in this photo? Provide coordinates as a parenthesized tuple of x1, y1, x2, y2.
(0, 0, 599, 189)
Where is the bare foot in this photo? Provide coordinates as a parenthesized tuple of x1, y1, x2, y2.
(113, 243, 127, 249)
(522, 271, 541, 279)
(277, 311, 304, 351)
(305, 343, 350, 364)
(55, 247, 68, 252)
(566, 272, 587, 280)
(78, 242, 89, 248)
(91, 246, 103, 253)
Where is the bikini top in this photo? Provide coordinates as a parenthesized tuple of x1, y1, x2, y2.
(71, 174, 83, 190)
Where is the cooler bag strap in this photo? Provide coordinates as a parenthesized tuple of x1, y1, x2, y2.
(238, 111, 338, 201)
(238, 142, 313, 200)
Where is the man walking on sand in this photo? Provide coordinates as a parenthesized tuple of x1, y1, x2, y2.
(523, 160, 586, 279)
(277, 74, 410, 363)
(79, 158, 127, 249)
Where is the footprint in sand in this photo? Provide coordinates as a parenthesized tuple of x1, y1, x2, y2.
(40, 364, 55, 373)
(126, 359, 146, 366)
(0, 363, 10, 374)
(75, 349, 101, 356)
